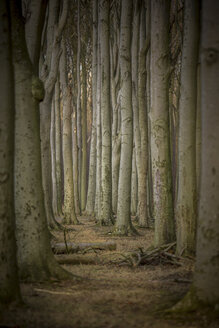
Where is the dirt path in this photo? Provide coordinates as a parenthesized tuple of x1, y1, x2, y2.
(1, 217, 218, 328)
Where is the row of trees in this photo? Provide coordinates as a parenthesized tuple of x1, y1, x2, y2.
(0, 0, 218, 311)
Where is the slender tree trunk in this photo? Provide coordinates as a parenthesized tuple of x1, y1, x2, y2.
(40, 0, 68, 229)
(80, 58, 87, 212)
(50, 99, 58, 217)
(76, 0, 82, 208)
(86, 0, 97, 216)
(150, 0, 175, 246)
(95, 19, 102, 220)
(60, 39, 78, 225)
(0, 0, 21, 303)
(54, 77, 63, 217)
(131, 0, 140, 218)
(99, 0, 112, 225)
(131, 147, 138, 216)
(111, 10, 120, 215)
(176, 0, 199, 256)
(72, 95, 81, 215)
(11, 0, 70, 281)
(137, 4, 149, 227)
(114, 0, 135, 235)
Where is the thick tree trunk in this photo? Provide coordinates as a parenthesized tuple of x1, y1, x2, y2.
(86, 0, 97, 216)
(194, 0, 219, 305)
(176, 0, 199, 256)
(114, 0, 134, 235)
(11, 0, 70, 281)
(150, 0, 175, 246)
(60, 40, 78, 225)
(99, 0, 112, 225)
(0, 0, 21, 303)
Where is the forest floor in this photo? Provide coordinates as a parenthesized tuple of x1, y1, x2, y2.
(1, 216, 218, 328)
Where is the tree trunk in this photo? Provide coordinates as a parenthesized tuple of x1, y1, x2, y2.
(150, 0, 175, 246)
(176, 0, 199, 256)
(80, 58, 87, 212)
(86, 0, 97, 216)
(50, 99, 58, 217)
(99, 0, 112, 225)
(137, 3, 149, 228)
(0, 0, 21, 303)
(194, 0, 219, 305)
(76, 0, 82, 208)
(95, 23, 102, 220)
(54, 77, 63, 217)
(60, 39, 78, 225)
(131, 147, 138, 216)
(72, 94, 81, 215)
(110, 6, 120, 215)
(114, 0, 134, 235)
(40, 0, 68, 229)
(11, 0, 71, 281)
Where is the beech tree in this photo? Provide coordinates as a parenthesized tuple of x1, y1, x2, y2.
(11, 0, 70, 281)
(193, 0, 219, 305)
(150, 0, 175, 246)
(0, 0, 21, 304)
(85, 0, 98, 216)
(176, 0, 199, 256)
(40, 0, 69, 228)
(99, 0, 112, 225)
(114, 0, 134, 235)
(60, 39, 78, 224)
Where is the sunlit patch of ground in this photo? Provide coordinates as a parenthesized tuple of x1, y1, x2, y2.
(1, 217, 218, 328)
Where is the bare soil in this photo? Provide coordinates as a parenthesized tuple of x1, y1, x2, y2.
(1, 217, 218, 328)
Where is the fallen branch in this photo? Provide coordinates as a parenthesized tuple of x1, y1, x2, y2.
(52, 241, 116, 254)
(116, 242, 185, 267)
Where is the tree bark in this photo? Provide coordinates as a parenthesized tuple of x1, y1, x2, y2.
(0, 0, 21, 303)
(80, 57, 88, 212)
(60, 39, 78, 225)
(176, 0, 199, 256)
(11, 0, 71, 281)
(137, 3, 149, 227)
(54, 77, 63, 217)
(194, 0, 219, 304)
(40, 0, 69, 229)
(86, 0, 97, 216)
(150, 0, 175, 246)
(114, 0, 134, 235)
(99, 0, 112, 225)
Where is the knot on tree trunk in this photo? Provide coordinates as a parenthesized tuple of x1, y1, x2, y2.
(32, 76, 45, 102)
